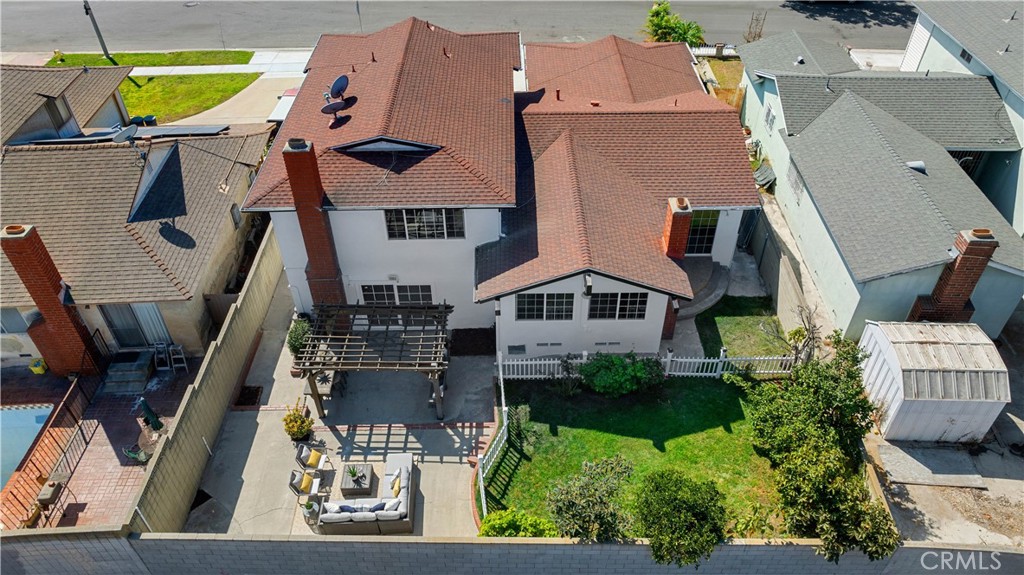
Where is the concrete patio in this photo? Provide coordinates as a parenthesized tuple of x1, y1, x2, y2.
(185, 276, 495, 537)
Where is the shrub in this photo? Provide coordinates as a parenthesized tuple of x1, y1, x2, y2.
(478, 509, 558, 538)
(577, 352, 665, 397)
(287, 318, 310, 357)
(547, 455, 633, 542)
(634, 469, 727, 568)
(282, 398, 314, 440)
(645, 1, 705, 46)
(548, 354, 583, 397)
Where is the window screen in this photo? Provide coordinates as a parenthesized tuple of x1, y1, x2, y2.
(686, 210, 719, 255)
(397, 285, 432, 304)
(516, 294, 544, 320)
(617, 293, 648, 320)
(545, 293, 573, 320)
(588, 293, 618, 319)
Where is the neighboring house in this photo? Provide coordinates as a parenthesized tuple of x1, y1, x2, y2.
(246, 20, 757, 357)
(0, 120, 271, 374)
(780, 92, 1023, 339)
(1, 64, 132, 145)
(901, 1, 1024, 236)
(737, 31, 1020, 222)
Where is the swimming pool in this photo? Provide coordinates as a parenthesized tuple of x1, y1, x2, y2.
(1, 404, 55, 489)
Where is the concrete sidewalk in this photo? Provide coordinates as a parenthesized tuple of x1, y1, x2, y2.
(1, 50, 311, 78)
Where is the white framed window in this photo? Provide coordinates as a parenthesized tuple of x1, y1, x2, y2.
(396, 285, 432, 304)
(45, 97, 72, 128)
(515, 293, 573, 321)
(0, 308, 29, 334)
(507, 345, 526, 355)
(686, 211, 719, 255)
(764, 103, 776, 133)
(385, 209, 465, 240)
(587, 293, 648, 320)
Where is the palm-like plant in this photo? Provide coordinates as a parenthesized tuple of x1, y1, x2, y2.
(645, 1, 705, 47)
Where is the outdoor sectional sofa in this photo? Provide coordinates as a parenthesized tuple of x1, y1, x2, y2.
(317, 452, 415, 535)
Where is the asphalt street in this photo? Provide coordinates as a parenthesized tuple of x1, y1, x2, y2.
(0, 1, 916, 52)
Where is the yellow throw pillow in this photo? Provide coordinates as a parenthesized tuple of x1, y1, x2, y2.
(307, 450, 322, 468)
(392, 477, 401, 497)
(300, 472, 313, 493)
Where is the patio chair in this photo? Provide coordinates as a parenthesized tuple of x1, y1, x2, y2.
(296, 444, 331, 472)
(288, 469, 322, 498)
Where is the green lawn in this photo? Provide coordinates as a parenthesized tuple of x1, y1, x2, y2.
(46, 50, 254, 67)
(488, 378, 779, 533)
(695, 296, 784, 358)
(707, 58, 745, 91)
(119, 74, 260, 123)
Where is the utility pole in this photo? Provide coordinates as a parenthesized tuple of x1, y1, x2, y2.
(83, 1, 112, 61)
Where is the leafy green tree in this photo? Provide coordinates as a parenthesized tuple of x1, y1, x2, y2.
(645, 1, 705, 46)
(547, 456, 633, 542)
(287, 318, 310, 356)
(776, 437, 901, 562)
(479, 509, 559, 537)
(634, 469, 727, 568)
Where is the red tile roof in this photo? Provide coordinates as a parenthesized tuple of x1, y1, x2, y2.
(244, 18, 520, 210)
(476, 36, 756, 300)
(476, 129, 693, 300)
(525, 37, 702, 103)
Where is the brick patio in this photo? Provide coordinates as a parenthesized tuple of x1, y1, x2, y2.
(0, 370, 71, 406)
(34, 364, 196, 528)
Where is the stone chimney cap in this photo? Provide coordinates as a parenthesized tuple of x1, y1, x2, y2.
(286, 138, 310, 152)
(969, 228, 994, 240)
(1, 224, 32, 238)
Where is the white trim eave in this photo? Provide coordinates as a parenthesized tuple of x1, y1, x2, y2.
(243, 203, 516, 213)
(475, 268, 693, 304)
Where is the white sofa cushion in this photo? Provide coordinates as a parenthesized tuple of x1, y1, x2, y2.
(375, 510, 402, 521)
(320, 512, 352, 524)
(351, 512, 377, 522)
(384, 498, 401, 511)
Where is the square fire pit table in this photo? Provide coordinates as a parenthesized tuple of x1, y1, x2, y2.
(340, 464, 374, 497)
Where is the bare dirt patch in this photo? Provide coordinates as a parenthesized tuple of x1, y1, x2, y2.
(938, 487, 1024, 541)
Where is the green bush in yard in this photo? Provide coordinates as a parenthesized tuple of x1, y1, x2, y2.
(634, 469, 727, 568)
(478, 509, 558, 538)
(287, 318, 310, 356)
(547, 455, 633, 542)
(577, 352, 664, 397)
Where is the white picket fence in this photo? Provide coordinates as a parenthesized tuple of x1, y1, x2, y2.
(500, 349, 794, 380)
(475, 349, 793, 518)
(691, 43, 739, 58)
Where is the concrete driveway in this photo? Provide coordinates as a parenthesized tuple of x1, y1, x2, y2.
(172, 75, 303, 126)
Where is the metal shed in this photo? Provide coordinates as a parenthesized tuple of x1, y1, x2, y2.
(860, 321, 1010, 443)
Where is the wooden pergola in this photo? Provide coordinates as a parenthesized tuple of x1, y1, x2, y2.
(294, 303, 453, 419)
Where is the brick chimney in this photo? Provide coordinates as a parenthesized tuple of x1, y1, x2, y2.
(908, 228, 999, 323)
(662, 197, 692, 259)
(1, 225, 101, 376)
(283, 138, 347, 306)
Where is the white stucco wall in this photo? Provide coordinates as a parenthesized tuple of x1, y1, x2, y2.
(848, 267, 941, 340)
(495, 273, 669, 358)
(271, 208, 500, 329)
(710, 209, 743, 266)
(739, 71, 790, 172)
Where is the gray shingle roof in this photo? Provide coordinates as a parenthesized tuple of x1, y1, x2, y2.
(0, 127, 271, 307)
(784, 91, 1024, 283)
(736, 30, 859, 76)
(774, 71, 1020, 151)
(0, 65, 131, 143)
(915, 1, 1024, 95)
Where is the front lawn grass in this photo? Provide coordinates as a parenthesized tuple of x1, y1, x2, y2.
(489, 377, 779, 531)
(695, 295, 783, 357)
(119, 73, 260, 123)
(46, 50, 254, 67)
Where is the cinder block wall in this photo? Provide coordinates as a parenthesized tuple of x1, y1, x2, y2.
(3, 531, 1021, 575)
(126, 226, 283, 533)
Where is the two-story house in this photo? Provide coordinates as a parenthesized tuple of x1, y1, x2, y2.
(245, 20, 757, 357)
(901, 1, 1024, 236)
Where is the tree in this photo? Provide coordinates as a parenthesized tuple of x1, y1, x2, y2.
(478, 509, 559, 538)
(547, 456, 633, 542)
(760, 304, 822, 365)
(634, 469, 726, 568)
(645, 1, 705, 46)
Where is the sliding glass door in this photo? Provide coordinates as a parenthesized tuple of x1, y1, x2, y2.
(99, 303, 171, 348)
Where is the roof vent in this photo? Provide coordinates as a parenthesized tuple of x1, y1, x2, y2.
(794, 55, 805, 65)
(556, 89, 562, 101)
(905, 160, 927, 174)
(1004, 9, 1017, 22)
(997, 44, 1012, 55)
(443, 46, 451, 59)
(590, 100, 600, 107)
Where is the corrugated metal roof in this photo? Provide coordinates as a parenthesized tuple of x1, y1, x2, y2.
(872, 322, 1010, 402)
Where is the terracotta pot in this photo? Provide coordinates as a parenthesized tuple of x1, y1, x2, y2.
(290, 367, 303, 378)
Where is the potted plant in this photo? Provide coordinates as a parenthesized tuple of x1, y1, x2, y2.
(347, 465, 365, 485)
(287, 317, 311, 377)
(283, 397, 314, 442)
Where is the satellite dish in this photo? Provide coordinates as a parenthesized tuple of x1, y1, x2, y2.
(329, 75, 349, 99)
(321, 101, 350, 115)
(112, 124, 138, 143)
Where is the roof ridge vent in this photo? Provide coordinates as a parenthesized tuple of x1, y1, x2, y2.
(905, 160, 927, 175)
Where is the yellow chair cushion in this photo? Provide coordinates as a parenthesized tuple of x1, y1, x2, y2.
(306, 450, 322, 468)
(393, 477, 401, 497)
(300, 472, 314, 494)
